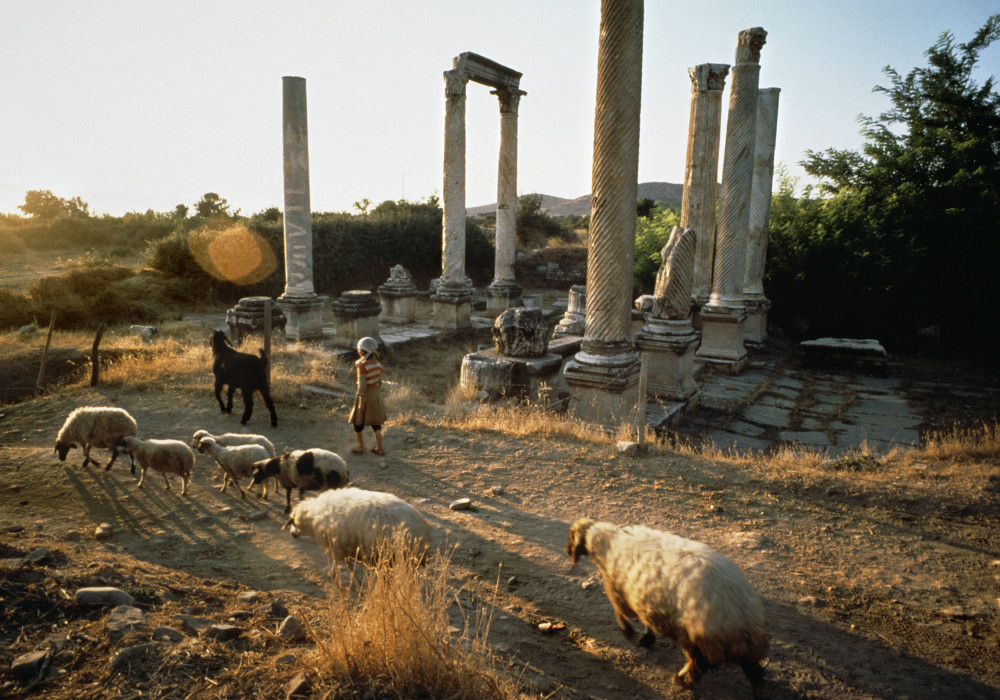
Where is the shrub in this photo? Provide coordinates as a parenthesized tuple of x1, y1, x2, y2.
(633, 205, 680, 295)
(0, 289, 34, 329)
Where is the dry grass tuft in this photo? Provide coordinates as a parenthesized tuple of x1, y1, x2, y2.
(914, 420, 1000, 463)
(310, 534, 523, 699)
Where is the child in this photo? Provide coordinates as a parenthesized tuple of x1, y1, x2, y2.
(348, 336, 386, 455)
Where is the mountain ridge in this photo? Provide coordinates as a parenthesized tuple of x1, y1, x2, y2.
(467, 181, 684, 217)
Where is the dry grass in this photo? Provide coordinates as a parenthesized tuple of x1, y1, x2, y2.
(309, 534, 524, 699)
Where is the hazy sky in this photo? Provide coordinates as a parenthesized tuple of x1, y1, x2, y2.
(2, 1, 997, 217)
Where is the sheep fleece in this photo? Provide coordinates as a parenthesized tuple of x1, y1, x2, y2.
(580, 522, 767, 666)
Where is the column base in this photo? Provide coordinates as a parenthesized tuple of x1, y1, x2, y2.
(431, 284, 473, 330)
(636, 319, 700, 401)
(275, 293, 329, 341)
(563, 350, 641, 427)
(485, 281, 523, 315)
(743, 297, 771, 346)
(695, 303, 748, 373)
(330, 291, 382, 349)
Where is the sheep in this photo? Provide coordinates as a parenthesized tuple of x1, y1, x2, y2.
(281, 487, 430, 566)
(54, 406, 138, 470)
(129, 325, 158, 343)
(190, 429, 278, 498)
(194, 436, 271, 499)
(116, 436, 194, 495)
(251, 448, 350, 514)
(210, 329, 278, 427)
(566, 518, 769, 699)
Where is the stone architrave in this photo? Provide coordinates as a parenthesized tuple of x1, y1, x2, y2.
(681, 63, 730, 308)
(636, 226, 700, 404)
(275, 76, 328, 340)
(486, 86, 527, 315)
(378, 265, 418, 324)
(553, 284, 587, 337)
(743, 87, 781, 345)
(330, 291, 381, 350)
(696, 27, 767, 372)
(563, 0, 644, 426)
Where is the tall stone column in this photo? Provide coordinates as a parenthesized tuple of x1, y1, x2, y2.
(744, 87, 781, 345)
(486, 86, 526, 315)
(680, 63, 730, 308)
(432, 69, 474, 329)
(275, 76, 327, 340)
(563, 0, 643, 426)
(696, 27, 766, 371)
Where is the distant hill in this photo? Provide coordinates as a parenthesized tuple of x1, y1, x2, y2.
(468, 182, 684, 218)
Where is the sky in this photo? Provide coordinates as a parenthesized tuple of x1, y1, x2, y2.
(2, 1, 998, 217)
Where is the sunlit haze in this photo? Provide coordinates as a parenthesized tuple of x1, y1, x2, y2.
(2, 0, 997, 216)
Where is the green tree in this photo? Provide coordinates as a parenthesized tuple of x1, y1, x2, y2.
(783, 15, 1000, 350)
(18, 190, 89, 219)
(633, 205, 680, 295)
(516, 193, 568, 247)
(194, 192, 231, 218)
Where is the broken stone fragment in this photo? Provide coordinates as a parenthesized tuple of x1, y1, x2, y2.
(449, 498, 472, 511)
(75, 587, 135, 607)
(106, 605, 147, 642)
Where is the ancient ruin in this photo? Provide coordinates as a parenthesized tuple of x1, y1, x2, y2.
(378, 265, 419, 325)
(330, 291, 381, 350)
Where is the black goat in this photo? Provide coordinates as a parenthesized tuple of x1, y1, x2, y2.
(210, 330, 278, 427)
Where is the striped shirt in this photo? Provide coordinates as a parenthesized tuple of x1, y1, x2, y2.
(356, 358, 383, 393)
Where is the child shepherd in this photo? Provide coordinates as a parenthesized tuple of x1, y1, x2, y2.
(349, 336, 386, 455)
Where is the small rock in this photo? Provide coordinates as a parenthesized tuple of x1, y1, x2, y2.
(274, 653, 296, 667)
(109, 643, 162, 672)
(798, 596, 818, 606)
(615, 441, 639, 455)
(62, 530, 82, 542)
(449, 498, 472, 511)
(23, 547, 52, 566)
(75, 587, 135, 607)
(506, 576, 518, 586)
(491, 485, 506, 495)
(175, 615, 212, 636)
(581, 579, 597, 591)
(256, 600, 288, 619)
(152, 627, 185, 643)
(237, 591, 261, 605)
(106, 605, 147, 642)
(204, 624, 242, 641)
(284, 671, 311, 698)
(278, 615, 307, 642)
(229, 610, 253, 621)
(3, 525, 25, 533)
(11, 649, 47, 681)
(245, 509, 269, 522)
(155, 589, 179, 604)
(537, 622, 553, 633)
(94, 523, 114, 540)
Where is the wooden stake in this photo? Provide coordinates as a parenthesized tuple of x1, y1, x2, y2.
(637, 352, 649, 448)
(90, 323, 108, 387)
(34, 312, 56, 395)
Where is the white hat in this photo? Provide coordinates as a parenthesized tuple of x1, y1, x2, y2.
(357, 337, 378, 355)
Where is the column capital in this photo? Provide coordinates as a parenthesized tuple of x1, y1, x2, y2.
(491, 86, 527, 114)
(735, 27, 767, 65)
(688, 63, 730, 93)
(443, 69, 469, 97)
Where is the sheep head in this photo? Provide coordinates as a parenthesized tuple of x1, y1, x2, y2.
(54, 441, 75, 461)
(567, 518, 595, 564)
(210, 330, 233, 355)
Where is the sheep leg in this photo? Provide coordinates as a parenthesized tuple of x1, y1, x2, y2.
(180, 476, 189, 496)
(284, 487, 293, 514)
(636, 627, 656, 649)
(741, 660, 769, 700)
(137, 465, 147, 490)
(224, 467, 247, 498)
(225, 386, 237, 414)
(239, 390, 254, 425)
(259, 386, 278, 427)
(675, 646, 709, 687)
(105, 445, 122, 471)
(82, 445, 96, 468)
(161, 471, 171, 491)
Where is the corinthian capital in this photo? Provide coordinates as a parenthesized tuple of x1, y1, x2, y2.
(443, 69, 468, 97)
(688, 63, 730, 93)
(491, 86, 527, 115)
(735, 27, 767, 65)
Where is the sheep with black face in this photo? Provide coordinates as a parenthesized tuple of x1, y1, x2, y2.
(251, 448, 349, 514)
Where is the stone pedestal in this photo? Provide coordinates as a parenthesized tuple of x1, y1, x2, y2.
(486, 281, 523, 315)
(744, 297, 771, 346)
(226, 296, 288, 343)
(275, 294, 326, 341)
(330, 291, 381, 349)
(696, 304, 748, 372)
(460, 348, 565, 407)
(378, 265, 418, 324)
(636, 319, 699, 402)
(430, 283, 473, 330)
(563, 351, 641, 427)
(553, 285, 586, 337)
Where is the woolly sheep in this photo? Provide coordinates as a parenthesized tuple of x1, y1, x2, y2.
(195, 436, 271, 499)
(282, 487, 430, 565)
(117, 436, 194, 495)
(190, 429, 278, 498)
(251, 448, 350, 514)
(54, 406, 138, 470)
(567, 518, 769, 698)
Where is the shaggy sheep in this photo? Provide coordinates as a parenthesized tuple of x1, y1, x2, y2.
(567, 518, 769, 698)
(282, 487, 430, 565)
(129, 325, 158, 343)
(190, 429, 278, 498)
(210, 330, 278, 427)
(251, 448, 350, 514)
(117, 436, 194, 495)
(54, 406, 138, 470)
(194, 436, 271, 499)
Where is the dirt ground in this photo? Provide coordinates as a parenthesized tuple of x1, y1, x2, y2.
(1, 333, 999, 698)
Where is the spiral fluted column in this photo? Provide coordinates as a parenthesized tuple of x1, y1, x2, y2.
(564, 0, 644, 426)
(696, 27, 766, 371)
(486, 86, 526, 314)
(744, 87, 780, 344)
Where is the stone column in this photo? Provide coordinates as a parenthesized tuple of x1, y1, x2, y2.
(744, 87, 781, 345)
(696, 28, 766, 372)
(275, 76, 327, 340)
(563, 0, 643, 426)
(486, 86, 526, 315)
(432, 69, 474, 329)
(680, 63, 730, 308)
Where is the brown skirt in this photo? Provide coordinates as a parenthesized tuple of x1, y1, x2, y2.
(348, 384, 386, 427)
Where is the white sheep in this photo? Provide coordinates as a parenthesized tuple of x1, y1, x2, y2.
(129, 325, 158, 343)
(567, 518, 769, 698)
(251, 449, 350, 514)
(54, 406, 138, 470)
(190, 429, 277, 498)
(194, 436, 271, 499)
(116, 436, 194, 495)
(282, 487, 430, 566)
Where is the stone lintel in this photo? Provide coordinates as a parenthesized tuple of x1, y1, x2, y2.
(453, 52, 522, 89)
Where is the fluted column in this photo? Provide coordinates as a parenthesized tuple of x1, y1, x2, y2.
(744, 87, 780, 344)
(432, 69, 474, 329)
(486, 86, 526, 314)
(696, 27, 766, 371)
(681, 63, 729, 306)
(564, 0, 643, 426)
(276, 76, 327, 340)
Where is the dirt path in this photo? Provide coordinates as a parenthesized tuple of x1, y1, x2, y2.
(1, 380, 998, 698)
